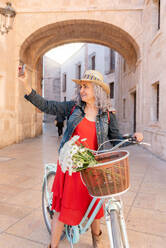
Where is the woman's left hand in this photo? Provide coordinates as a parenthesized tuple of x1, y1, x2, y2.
(133, 132, 144, 142)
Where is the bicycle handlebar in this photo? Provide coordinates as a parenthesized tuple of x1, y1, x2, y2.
(92, 135, 151, 154)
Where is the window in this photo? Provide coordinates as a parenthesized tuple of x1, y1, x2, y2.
(77, 64, 81, 79)
(123, 98, 126, 119)
(158, 0, 160, 30)
(110, 49, 115, 72)
(62, 73, 66, 92)
(152, 0, 160, 31)
(91, 56, 95, 70)
(123, 60, 126, 72)
(152, 81, 160, 121)
(88, 53, 96, 70)
(156, 83, 159, 121)
(109, 82, 114, 99)
(132, 91, 137, 132)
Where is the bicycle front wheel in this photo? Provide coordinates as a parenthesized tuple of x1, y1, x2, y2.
(42, 171, 56, 234)
(110, 210, 124, 248)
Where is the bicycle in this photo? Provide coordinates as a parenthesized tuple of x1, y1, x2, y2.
(42, 136, 148, 247)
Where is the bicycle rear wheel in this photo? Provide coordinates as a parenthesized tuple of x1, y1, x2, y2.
(110, 210, 124, 248)
(42, 171, 55, 234)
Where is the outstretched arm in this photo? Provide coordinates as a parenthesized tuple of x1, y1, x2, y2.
(18, 65, 75, 117)
(24, 90, 75, 117)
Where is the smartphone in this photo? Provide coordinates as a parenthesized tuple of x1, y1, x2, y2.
(18, 64, 26, 77)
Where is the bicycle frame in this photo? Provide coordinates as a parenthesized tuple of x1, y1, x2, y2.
(77, 198, 103, 234)
(105, 198, 129, 248)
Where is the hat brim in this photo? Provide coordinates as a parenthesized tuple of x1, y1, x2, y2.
(72, 79, 110, 95)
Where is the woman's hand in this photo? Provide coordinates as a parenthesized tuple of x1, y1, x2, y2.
(133, 132, 143, 142)
(18, 64, 32, 95)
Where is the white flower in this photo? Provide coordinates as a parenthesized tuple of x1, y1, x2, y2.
(72, 145, 79, 152)
(77, 161, 83, 167)
(80, 148, 86, 152)
(58, 135, 97, 175)
(70, 150, 78, 157)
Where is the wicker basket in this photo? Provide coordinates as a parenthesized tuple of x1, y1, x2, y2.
(81, 150, 130, 198)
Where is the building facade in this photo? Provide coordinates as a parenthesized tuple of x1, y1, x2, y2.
(115, 1, 166, 159)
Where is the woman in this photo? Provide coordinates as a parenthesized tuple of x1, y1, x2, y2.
(20, 69, 143, 248)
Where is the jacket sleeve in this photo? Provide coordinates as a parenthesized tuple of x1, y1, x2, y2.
(24, 89, 75, 118)
(108, 112, 123, 146)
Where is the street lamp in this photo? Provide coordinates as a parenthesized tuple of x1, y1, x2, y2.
(0, 2, 16, 35)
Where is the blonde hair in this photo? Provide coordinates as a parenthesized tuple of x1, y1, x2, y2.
(74, 83, 112, 112)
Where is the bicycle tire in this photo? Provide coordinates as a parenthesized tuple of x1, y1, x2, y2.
(42, 171, 56, 234)
(110, 210, 124, 248)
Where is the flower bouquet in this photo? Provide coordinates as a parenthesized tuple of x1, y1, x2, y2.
(59, 136, 130, 197)
(59, 135, 97, 175)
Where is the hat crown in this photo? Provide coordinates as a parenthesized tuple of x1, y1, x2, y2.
(72, 69, 110, 95)
(83, 70, 104, 82)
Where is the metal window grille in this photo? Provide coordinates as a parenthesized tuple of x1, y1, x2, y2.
(109, 82, 114, 99)
(91, 56, 95, 70)
(62, 73, 66, 92)
(110, 49, 115, 72)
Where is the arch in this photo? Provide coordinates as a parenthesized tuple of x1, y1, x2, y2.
(20, 19, 140, 71)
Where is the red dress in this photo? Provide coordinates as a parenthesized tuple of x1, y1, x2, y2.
(51, 117, 104, 225)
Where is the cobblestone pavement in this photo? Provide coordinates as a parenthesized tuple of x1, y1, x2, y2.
(0, 123, 166, 248)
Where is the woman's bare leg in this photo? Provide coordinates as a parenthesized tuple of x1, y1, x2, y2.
(91, 219, 104, 247)
(91, 219, 100, 235)
(51, 212, 64, 248)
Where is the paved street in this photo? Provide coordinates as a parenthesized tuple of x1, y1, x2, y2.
(0, 123, 166, 248)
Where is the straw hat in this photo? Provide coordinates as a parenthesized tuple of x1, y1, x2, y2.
(72, 70, 110, 95)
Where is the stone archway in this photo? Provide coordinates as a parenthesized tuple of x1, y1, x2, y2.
(17, 19, 141, 143)
(20, 19, 140, 71)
